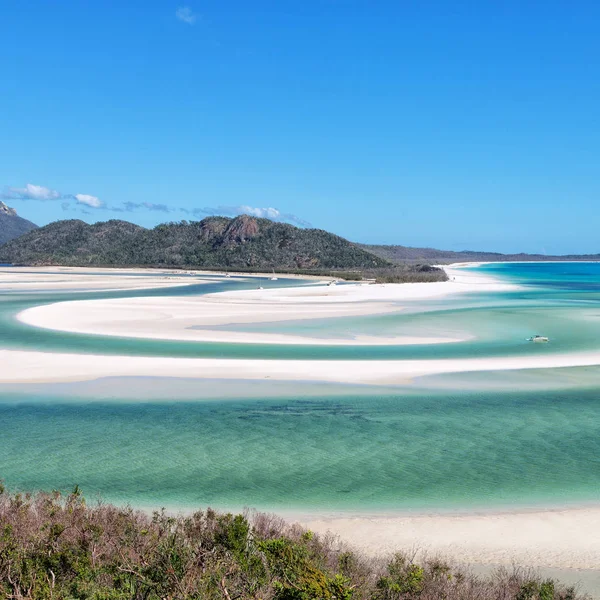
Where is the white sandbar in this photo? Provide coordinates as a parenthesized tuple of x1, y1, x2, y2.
(16, 266, 512, 346)
(7, 264, 600, 382)
(0, 266, 218, 291)
(2, 348, 600, 385)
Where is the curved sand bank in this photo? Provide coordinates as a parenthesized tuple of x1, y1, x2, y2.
(17, 266, 512, 346)
(295, 506, 600, 570)
(0, 266, 220, 292)
(2, 348, 600, 384)
(17, 293, 460, 346)
(9, 264, 600, 381)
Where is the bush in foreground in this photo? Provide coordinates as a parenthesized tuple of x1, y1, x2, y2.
(0, 487, 585, 600)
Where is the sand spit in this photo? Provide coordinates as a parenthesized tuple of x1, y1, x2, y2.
(3, 348, 600, 385)
(0, 266, 221, 292)
(16, 265, 513, 346)
(17, 294, 460, 346)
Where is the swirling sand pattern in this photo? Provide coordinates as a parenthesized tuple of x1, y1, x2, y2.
(2, 264, 600, 579)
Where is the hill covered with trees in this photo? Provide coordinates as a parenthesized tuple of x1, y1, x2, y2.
(0, 487, 583, 600)
(0, 201, 38, 246)
(0, 215, 389, 271)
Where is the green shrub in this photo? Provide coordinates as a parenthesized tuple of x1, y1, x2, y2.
(0, 488, 589, 600)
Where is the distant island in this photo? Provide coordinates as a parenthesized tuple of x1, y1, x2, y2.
(360, 243, 600, 264)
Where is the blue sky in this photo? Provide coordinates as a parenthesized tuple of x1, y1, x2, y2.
(1, 1, 599, 254)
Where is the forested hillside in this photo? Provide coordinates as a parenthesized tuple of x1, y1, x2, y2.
(0, 215, 388, 271)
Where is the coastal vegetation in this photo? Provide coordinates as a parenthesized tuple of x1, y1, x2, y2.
(0, 487, 585, 600)
(0, 216, 387, 271)
(0, 215, 448, 283)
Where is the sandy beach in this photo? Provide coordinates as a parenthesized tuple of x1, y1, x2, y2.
(295, 506, 600, 569)
(291, 507, 600, 595)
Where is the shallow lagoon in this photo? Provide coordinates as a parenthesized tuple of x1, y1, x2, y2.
(2, 384, 600, 512)
(1, 262, 600, 512)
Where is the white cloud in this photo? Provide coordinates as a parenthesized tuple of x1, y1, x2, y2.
(176, 6, 197, 24)
(239, 205, 282, 220)
(75, 193, 104, 208)
(123, 201, 172, 212)
(2, 182, 110, 211)
(1, 183, 61, 201)
(197, 205, 311, 227)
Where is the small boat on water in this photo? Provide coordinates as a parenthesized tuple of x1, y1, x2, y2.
(528, 335, 549, 343)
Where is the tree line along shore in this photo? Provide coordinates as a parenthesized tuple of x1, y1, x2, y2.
(0, 215, 449, 284)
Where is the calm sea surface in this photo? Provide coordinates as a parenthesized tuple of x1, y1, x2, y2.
(1, 263, 600, 512)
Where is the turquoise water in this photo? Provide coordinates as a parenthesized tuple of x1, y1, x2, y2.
(476, 261, 600, 289)
(4, 275, 600, 361)
(2, 388, 600, 512)
(1, 263, 600, 512)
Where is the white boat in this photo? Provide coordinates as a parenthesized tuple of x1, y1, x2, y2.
(528, 335, 549, 343)
(270, 270, 278, 281)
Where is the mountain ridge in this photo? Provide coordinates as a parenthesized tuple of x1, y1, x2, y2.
(0, 201, 38, 245)
(359, 243, 600, 263)
(0, 215, 390, 272)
